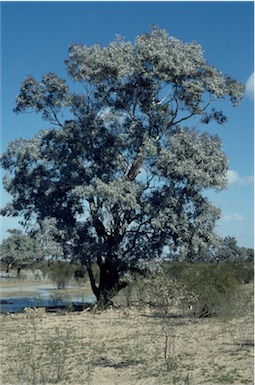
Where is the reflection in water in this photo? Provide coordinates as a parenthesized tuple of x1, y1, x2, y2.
(0, 272, 96, 313)
(0, 294, 96, 313)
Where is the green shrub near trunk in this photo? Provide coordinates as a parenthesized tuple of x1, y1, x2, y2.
(164, 262, 240, 318)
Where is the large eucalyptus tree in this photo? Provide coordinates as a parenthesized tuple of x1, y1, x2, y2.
(1, 27, 244, 303)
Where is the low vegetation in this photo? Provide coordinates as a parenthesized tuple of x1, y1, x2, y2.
(41, 261, 84, 290)
(0, 261, 253, 384)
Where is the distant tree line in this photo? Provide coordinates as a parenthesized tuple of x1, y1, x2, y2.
(0, 229, 43, 274)
(0, 228, 253, 277)
(171, 235, 254, 263)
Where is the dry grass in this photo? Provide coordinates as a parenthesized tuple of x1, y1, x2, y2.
(0, 284, 253, 385)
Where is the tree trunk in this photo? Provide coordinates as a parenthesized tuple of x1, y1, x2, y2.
(86, 254, 127, 307)
(98, 255, 119, 305)
(6, 262, 12, 273)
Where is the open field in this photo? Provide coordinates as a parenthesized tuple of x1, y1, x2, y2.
(0, 284, 253, 385)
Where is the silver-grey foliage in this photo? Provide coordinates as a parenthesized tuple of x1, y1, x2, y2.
(1, 27, 244, 301)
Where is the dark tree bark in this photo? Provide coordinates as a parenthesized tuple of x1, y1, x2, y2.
(6, 262, 13, 273)
(86, 252, 127, 307)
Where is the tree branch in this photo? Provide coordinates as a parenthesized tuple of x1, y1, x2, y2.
(127, 154, 143, 181)
(49, 105, 64, 128)
(88, 198, 108, 240)
(86, 263, 99, 298)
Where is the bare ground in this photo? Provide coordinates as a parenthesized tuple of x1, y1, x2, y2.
(0, 285, 253, 385)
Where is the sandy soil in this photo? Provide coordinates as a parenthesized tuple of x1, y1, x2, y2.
(0, 285, 253, 385)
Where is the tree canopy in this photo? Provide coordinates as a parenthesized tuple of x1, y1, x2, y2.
(0, 229, 42, 274)
(0, 27, 244, 303)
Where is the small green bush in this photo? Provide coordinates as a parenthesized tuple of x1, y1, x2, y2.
(48, 261, 75, 289)
(74, 266, 88, 286)
(39, 261, 51, 279)
(145, 271, 193, 316)
(232, 262, 254, 284)
(163, 262, 188, 280)
(179, 263, 238, 318)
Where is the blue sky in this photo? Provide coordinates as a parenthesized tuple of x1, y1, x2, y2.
(0, 1, 254, 247)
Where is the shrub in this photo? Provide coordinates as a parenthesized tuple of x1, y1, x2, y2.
(74, 265, 88, 286)
(48, 261, 75, 289)
(119, 262, 242, 319)
(125, 269, 196, 317)
(179, 263, 238, 317)
(232, 262, 254, 284)
(163, 261, 189, 280)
